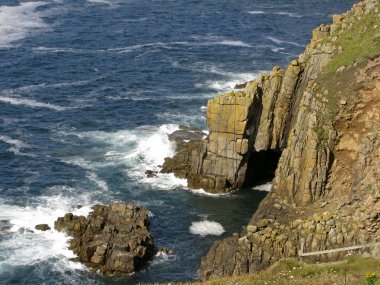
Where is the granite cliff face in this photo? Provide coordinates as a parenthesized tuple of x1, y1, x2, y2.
(163, 0, 380, 279)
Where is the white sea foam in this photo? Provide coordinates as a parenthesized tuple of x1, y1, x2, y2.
(5, 80, 91, 94)
(271, 46, 286, 53)
(151, 251, 177, 265)
(87, 172, 109, 192)
(0, 135, 27, 149)
(0, 196, 92, 273)
(32, 46, 87, 53)
(209, 40, 252, 47)
(0, 96, 66, 111)
(0, 1, 49, 47)
(87, 0, 121, 6)
(189, 188, 229, 197)
(60, 124, 188, 190)
(189, 220, 225, 236)
(108, 42, 180, 53)
(196, 36, 252, 48)
(247, 10, 302, 18)
(107, 39, 252, 54)
(274, 11, 303, 18)
(252, 182, 272, 192)
(1, 117, 26, 126)
(123, 17, 150, 22)
(0, 135, 35, 157)
(266, 36, 304, 47)
(248, 10, 266, 14)
(195, 67, 263, 92)
(123, 124, 188, 189)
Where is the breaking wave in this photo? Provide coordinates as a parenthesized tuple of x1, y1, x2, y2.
(0, 96, 66, 111)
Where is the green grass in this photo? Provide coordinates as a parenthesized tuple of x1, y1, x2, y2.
(325, 5, 380, 73)
(145, 255, 380, 285)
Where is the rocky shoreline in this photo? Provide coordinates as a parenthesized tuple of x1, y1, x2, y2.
(161, 0, 380, 280)
(30, 0, 379, 281)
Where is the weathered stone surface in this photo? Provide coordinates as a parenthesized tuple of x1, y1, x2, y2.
(54, 203, 155, 276)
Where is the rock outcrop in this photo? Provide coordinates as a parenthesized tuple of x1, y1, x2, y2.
(198, 0, 380, 279)
(54, 203, 155, 276)
(163, 0, 379, 198)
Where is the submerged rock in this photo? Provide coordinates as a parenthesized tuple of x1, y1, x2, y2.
(0, 219, 12, 233)
(54, 203, 156, 276)
(145, 170, 158, 178)
(35, 224, 51, 231)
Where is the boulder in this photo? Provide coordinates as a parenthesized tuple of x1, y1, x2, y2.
(35, 224, 51, 231)
(54, 203, 156, 276)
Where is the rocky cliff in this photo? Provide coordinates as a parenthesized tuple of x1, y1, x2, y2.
(163, 0, 380, 279)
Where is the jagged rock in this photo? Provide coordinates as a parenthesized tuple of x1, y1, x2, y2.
(161, 140, 205, 179)
(157, 247, 174, 255)
(168, 125, 205, 151)
(247, 225, 257, 233)
(145, 170, 158, 178)
(234, 82, 248, 89)
(54, 203, 156, 276)
(35, 224, 51, 231)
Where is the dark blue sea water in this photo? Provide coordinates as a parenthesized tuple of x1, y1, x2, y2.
(0, 0, 356, 284)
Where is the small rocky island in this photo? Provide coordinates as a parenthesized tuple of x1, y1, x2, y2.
(54, 203, 156, 276)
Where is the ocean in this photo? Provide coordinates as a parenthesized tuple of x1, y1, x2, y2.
(0, 0, 356, 284)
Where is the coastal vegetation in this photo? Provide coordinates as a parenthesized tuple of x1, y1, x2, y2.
(148, 255, 380, 285)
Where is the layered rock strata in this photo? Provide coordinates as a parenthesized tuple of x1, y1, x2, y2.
(198, 0, 380, 279)
(55, 203, 155, 276)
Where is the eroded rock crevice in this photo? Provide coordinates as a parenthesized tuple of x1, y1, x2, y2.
(243, 150, 281, 187)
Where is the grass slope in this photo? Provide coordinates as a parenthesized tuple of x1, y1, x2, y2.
(146, 255, 380, 285)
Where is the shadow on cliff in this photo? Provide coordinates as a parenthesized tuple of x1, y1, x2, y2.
(243, 150, 281, 188)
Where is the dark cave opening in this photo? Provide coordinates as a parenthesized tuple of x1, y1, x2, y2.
(243, 150, 282, 187)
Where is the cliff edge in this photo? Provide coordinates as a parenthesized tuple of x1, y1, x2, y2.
(163, 0, 380, 279)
